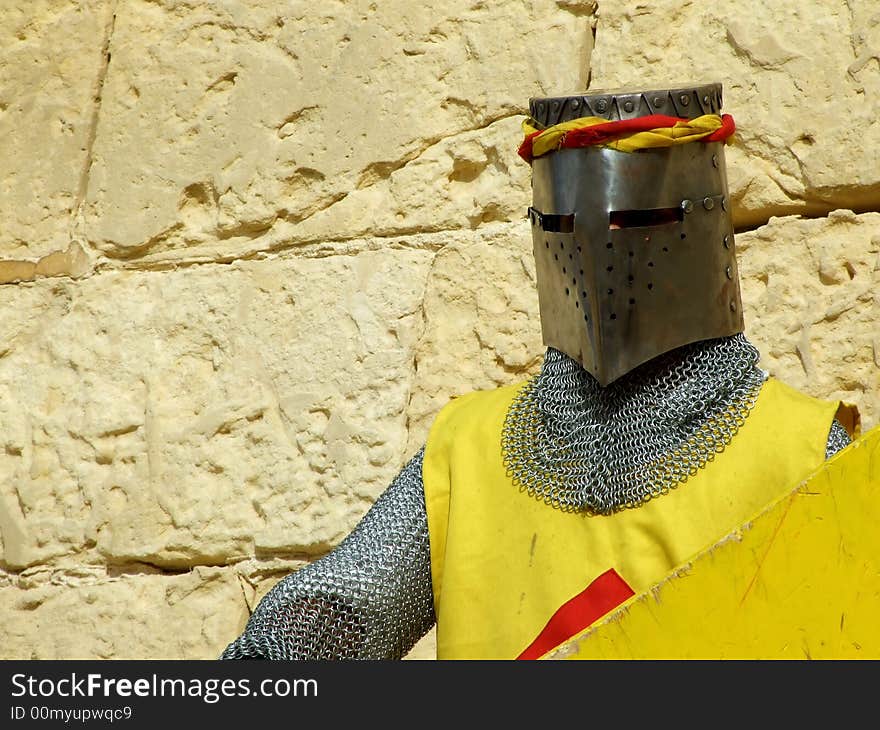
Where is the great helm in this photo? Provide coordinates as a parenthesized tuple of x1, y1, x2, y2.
(522, 81, 743, 385)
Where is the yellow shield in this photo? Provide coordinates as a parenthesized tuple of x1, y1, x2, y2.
(548, 426, 880, 659)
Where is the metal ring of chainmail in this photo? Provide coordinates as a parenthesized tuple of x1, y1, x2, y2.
(501, 333, 769, 515)
(219, 447, 435, 660)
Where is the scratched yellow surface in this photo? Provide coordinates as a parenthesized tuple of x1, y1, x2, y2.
(547, 426, 880, 659)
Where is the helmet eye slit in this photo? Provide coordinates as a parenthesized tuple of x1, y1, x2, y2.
(529, 208, 575, 233)
(609, 207, 683, 230)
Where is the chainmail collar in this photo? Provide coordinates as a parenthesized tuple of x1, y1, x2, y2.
(501, 334, 768, 515)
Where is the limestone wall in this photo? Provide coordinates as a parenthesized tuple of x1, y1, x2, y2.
(1, 0, 877, 660)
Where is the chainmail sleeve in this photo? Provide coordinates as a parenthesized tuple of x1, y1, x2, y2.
(220, 447, 435, 660)
(825, 418, 852, 459)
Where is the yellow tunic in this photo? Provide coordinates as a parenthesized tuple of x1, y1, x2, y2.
(422, 377, 857, 660)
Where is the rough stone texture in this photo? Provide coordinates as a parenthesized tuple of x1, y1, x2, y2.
(0, 242, 92, 285)
(0, 248, 432, 570)
(588, 0, 880, 227)
(0, 565, 247, 659)
(84, 0, 592, 265)
(0, 1, 112, 266)
(737, 211, 880, 429)
(406, 222, 544, 455)
(1, 0, 879, 662)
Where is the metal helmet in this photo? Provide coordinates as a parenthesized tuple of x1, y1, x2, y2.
(525, 81, 743, 385)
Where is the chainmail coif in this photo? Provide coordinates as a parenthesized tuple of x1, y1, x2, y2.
(501, 333, 769, 515)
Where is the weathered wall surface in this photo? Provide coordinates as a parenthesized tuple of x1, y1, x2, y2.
(0, 0, 877, 660)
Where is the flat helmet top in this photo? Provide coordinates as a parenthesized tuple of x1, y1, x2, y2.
(528, 81, 723, 127)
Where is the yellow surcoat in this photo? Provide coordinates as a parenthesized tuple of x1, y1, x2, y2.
(423, 377, 857, 660)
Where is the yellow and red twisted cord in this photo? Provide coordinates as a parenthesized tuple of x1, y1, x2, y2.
(518, 113, 736, 163)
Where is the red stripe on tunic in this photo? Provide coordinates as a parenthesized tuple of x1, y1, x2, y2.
(517, 568, 635, 660)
